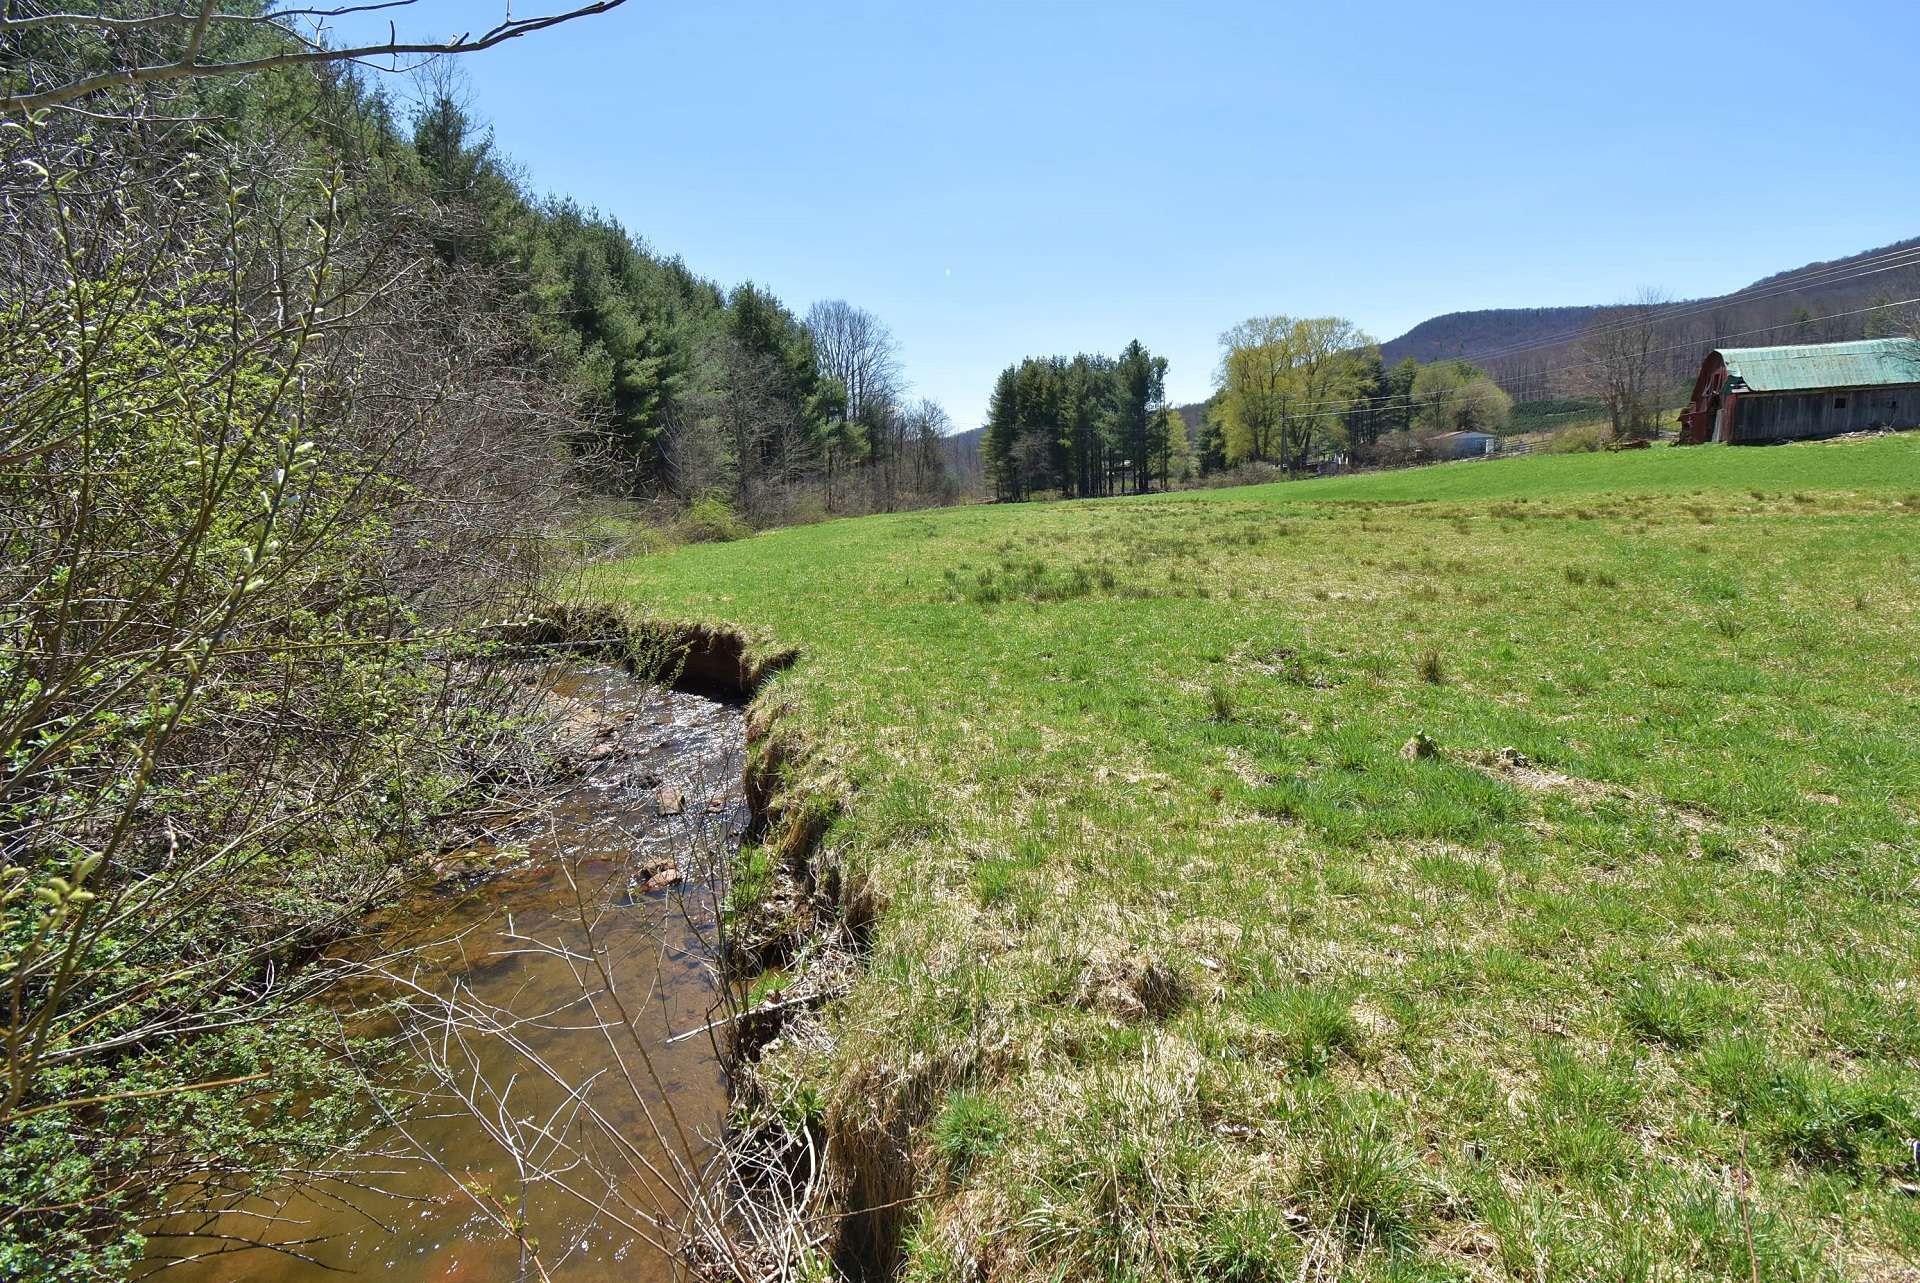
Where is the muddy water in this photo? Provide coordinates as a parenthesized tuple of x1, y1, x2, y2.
(150, 665, 745, 1283)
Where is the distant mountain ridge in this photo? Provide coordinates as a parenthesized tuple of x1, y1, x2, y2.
(1380, 305, 1611, 368)
(1380, 237, 1920, 398)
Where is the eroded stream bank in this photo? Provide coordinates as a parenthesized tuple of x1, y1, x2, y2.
(150, 663, 750, 1283)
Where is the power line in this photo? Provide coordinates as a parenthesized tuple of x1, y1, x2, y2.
(1212, 264, 1920, 421)
(1426, 244, 1920, 370)
(1443, 243, 1920, 366)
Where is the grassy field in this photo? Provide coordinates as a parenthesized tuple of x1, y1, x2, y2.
(592, 437, 1920, 1281)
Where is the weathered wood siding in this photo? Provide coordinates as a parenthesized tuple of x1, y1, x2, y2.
(1735, 384, 1920, 442)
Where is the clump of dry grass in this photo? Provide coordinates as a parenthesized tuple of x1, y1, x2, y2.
(1414, 648, 1447, 684)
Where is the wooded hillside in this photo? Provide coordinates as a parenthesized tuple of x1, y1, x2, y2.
(1381, 237, 1920, 399)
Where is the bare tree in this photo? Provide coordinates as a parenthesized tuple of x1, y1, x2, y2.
(907, 398, 952, 497)
(805, 299, 901, 424)
(681, 331, 806, 518)
(1, 1, 628, 116)
(1574, 288, 1672, 441)
(805, 300, 900, 510)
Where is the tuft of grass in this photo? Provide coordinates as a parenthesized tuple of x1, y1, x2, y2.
(972, 857, 1019, 909)
(1208, 680, 1237, 722)
(1559, 560, 1620, 591)
(1189, 1205, 1298, 1282)
(1294, 1111, 1432, 1251)
(1524, 1044, 1643, 1185)
(1244, 983, 1363, 1074)
(1618, 969, 1746, 1048)
(1413, 649, 1446, 684)
(929, 1090, 1011, 1178)
(1696, 1036, 1918, 1173)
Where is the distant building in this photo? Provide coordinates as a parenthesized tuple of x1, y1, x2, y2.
(1679, 338, 1920, 444)
(1426, 430, 1497, 460)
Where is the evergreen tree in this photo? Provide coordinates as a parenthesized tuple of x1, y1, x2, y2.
(1058, 355, 1112, 497)
(985, 366, 1023, 501)
(1344, 350, 1390, 463)
(1113, 339, 1169, 493)
(983, 344, 1180, 500)
(1385, 357, 1421, 434)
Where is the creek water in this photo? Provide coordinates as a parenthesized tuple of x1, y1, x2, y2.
(148, 664, 746, 1283)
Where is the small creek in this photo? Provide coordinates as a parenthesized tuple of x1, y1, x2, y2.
(149, 663, 747, 1283)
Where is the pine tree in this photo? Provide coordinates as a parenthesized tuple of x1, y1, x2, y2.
(1113, 340, 1168, 493)
(1152, 405, 1192, 486)
(1344, 351, 1389, 463)
(984, 366, 1022, 501)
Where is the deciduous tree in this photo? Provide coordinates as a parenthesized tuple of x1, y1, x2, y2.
(1574, 289, 1670, 441)
(1412, 360, 1512, 439)
(1217, 315, 1374, 471)
(1276, 316, 1373, 472)
(1216, 316, 1290, 465)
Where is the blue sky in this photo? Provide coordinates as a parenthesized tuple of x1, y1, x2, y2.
(331, 1, 1920, 429)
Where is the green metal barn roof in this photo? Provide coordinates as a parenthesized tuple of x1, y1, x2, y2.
(1719, 338, 1920, 393)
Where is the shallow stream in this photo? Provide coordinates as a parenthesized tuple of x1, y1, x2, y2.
(149, 664, 746, 1283)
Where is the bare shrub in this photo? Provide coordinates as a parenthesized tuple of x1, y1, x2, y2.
(1544, 421, 1612, 454)
(0, 105, 584, 1273)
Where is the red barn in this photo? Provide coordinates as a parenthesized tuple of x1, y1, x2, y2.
(1679, 337, 1920, 444)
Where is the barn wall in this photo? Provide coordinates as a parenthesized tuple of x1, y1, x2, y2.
(1734, 384, 1920, 442)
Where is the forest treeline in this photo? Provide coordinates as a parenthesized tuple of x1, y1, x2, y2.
(982, 342, 1185, 500)
(982, 320, 1516, 501)
(412, 96, 959, 524)
(5, 9, 962, 533)
(393, 82, 958, 525)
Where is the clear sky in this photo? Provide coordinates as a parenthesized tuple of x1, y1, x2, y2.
(330, 1, 1920, 429)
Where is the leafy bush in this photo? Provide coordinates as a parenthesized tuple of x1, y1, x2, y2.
(677, 494, 753, 543)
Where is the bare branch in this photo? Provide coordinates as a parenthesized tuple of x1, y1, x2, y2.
(1, 1, 629, 116)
